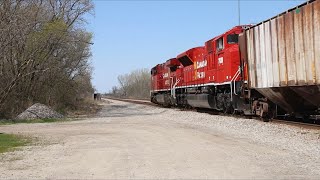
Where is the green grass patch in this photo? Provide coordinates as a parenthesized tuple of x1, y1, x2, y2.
(0, 134, 31, 153)
(0, 118, 68, 125)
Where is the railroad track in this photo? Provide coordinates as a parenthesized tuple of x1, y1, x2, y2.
(105, 97, 154, 106)
(270, 119, 320, 130)
(105, 97, 320, 129)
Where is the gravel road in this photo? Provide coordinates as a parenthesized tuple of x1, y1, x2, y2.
(0, 99, 320, 179)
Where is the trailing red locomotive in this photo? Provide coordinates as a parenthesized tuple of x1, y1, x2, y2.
(151, 0, 320, 119)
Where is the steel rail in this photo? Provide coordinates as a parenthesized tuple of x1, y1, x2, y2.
(105, 97, 320, 129)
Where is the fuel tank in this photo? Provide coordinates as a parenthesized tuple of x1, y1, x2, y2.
(186, 94, 216, 109)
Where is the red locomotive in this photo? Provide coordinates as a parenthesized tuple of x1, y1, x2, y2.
(151, 0, 320, 119)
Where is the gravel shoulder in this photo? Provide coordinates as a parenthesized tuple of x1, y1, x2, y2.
(0, 99, 319, 179)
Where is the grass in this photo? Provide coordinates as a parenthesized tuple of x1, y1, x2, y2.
(0, 118, 68, 125)
(0, 134, 31, 153)
(66, 99, 103, 118)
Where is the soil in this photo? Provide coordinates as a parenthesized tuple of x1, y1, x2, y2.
(0, 99, 319, 179)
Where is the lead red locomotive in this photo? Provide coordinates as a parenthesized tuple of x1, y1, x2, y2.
(151, 0, 320, 119)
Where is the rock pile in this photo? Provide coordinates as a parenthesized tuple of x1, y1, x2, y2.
(16, 103, 64, 120)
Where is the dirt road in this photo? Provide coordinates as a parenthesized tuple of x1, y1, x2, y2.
(1, 99, 319, 179)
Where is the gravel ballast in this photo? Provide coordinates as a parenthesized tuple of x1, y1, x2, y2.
(166, 109, 320, 159)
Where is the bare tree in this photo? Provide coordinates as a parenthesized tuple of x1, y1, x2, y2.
(116, 68, 150, 99)
(0, 0, 95, 118)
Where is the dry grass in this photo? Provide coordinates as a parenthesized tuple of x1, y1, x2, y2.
(66, 98, 103, 118)
(0, 118, 69, 125)
(0, 134, 31, 153)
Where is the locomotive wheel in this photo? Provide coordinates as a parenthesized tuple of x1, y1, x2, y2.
(231, 108, 238, 115)
(223, 98, 233, 114)
(267, 109, 276, 120)
(262, 117, 270, 122)
(259, 106, 268, 122)
(223, 105, 234, 114)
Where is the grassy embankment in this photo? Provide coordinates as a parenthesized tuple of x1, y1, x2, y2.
(0, 99, 103, 125)
(0, 118, 68, 125)
(0, 134, 30, 153)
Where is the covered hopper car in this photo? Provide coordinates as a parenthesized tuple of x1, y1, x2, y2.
(151, 0, 320, 119)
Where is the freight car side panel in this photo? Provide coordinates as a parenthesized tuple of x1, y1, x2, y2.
(270, 18, 280, 87)
(246, 0, 320, 88)
(303, 3, 316, 85)
(247, 28, 256, 87)
(259, 24, 267, 88)
(277, 15, 288, 86)
(294, 5, 307, 85)
(284, 11, 297, 85)
(315, 0, 320, 84)
(254, 27, 261, 87)
(264, 21, 273, 87)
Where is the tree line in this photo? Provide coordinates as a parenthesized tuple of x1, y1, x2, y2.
(110, 68, 150, 100)
(0, 0, 94, 118)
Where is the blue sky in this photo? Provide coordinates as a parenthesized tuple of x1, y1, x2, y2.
(88, 0, 304, 93)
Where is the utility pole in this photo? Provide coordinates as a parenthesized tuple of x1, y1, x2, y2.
(238, 0, 241, 25)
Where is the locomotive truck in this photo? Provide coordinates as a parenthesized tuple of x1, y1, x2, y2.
(151, 0, 320, 119)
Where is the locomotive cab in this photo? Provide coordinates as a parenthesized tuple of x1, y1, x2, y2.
(150, 59, 182, 107)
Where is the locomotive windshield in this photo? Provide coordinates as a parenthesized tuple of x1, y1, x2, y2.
(216, 37, 224, 51)
(151, 68, 157, 75)
(227, 34, 239, 44)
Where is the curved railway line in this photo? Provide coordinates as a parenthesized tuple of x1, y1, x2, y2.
(105, 97, 320, 130)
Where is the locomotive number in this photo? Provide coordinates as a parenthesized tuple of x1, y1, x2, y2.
(218, 57, 224, 64)
(197, 71, 205, 79)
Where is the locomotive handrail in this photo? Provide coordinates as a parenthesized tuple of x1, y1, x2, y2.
(171, 78, 180, 99)
(230, 67, 241, 101)
(233, 68, 241, 95)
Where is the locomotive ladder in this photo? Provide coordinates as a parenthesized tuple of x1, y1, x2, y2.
(171, 78, 181, 99)
(230, 67, 241, 101)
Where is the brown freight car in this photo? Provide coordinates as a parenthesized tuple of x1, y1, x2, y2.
(240, 0, 320, 116)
